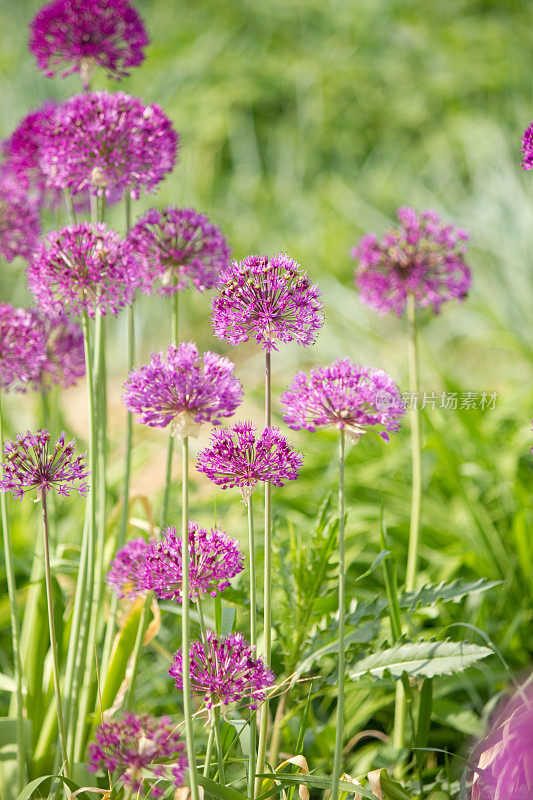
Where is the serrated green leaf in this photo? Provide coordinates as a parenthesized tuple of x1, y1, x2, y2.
(349, 640, 492, 681)
(297, 620, 378, 675)
(400, 579, 501, 612)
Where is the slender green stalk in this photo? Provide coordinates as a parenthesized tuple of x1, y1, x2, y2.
(41, 491, 70, 778)
(0, 394, 26, 790)
(160, 292, 179, 530)
(203, 727, 215, 778)
(181, 436, 200, 800)
(247, 495, 257, 799)
(405, 292, 422, 592)
(331, 430, 346, 800)
(213, 705, 226, 785)
(63, 189, 76, 226)
(125, 591, 151, 710)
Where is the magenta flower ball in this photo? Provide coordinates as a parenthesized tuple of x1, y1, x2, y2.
(169, 630, 275, 710)
(122, 342, 243, 437)
(29, 311, 85, 392)
(88, 712, 187, 798)
(521, 121, 533, 170)
(0, 304, 46, 393)
(211, 252, 324, 351)
(281, 359, 405, 442)
(106, 537, 150, 599)
(0, 429, 89, 501)
(351, 207, 471, 316)
(126, 207, 231, 296)
(197, 421, 303, 503)
(29, 0, 149, 87)
(27, 223, 138, 319)
(0, 182, 41, 262)
(138, 523, 244, 603)
(39, 92, 178, 202)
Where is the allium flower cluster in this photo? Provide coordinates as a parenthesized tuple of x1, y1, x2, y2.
(169, 630, 275, 710)
(0, 304, 45, 393)
(30, 311, 85, 391)
(39, 92, 178, 201)
(351, 207, 471, 316)
(106, 537, 150, 599)
(88, 712, 187, 799)
(122, 342, 243, 437)
(197, 421, 303, 503)
(29, 0, 149, 87)
(281, 359, 405, 442)
(0, 429, 89, 501)
(0, 181, 41, 262)
(28, 223, 138, 319)
(521, 121, 533, 171)
(126, 207, 231, 295)
(211, 253, 323, 351)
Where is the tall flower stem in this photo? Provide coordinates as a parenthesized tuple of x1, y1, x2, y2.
(0, 393, 26, 790)
(405, 292, 421, 592)
(125, 591, 151, 710)
(213, 705, 226, 785)
(160, 292, 179, 529)
(181, 435, 200, 800)
(41, 490, 70, 779)
(203, 727, 215, 778)
(331, 429, 346, 800)
(247, 495, 257, 800)
(256, 351, 272, 792)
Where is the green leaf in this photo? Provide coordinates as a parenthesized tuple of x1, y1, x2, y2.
(349, 640, 492, 681)
(399, 579, 501, 612)
(296, 621, 378, 675)
(16, 775, 88, 800)
(197, 774, 248, 800)
(221, 606, 235, 637)
(255, 773, 381, 800)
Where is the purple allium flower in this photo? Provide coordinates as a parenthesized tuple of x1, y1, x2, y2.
(29, 0, 149, 87)
(0, 429, 89, 501)
(0, 182, 41, 262)
(106, 537, 150, 599)
(521, 122, 533, 171)
(138, 523, 244, 602)
(30, 311, 85, 391)
(211, 253, 323, 351)
(0, 304, 46, 393)
(126, 207, 231, 296)
(88, 712, 187, 798)
(122, 342, 243, 437)
(39, 92, 178, 202)
(281, 359, 405, 442)
(196, 421, 303, 503)
(27, 223, 138, 319)
(351, 207, 471, 316)
(169, 630, 275, 710)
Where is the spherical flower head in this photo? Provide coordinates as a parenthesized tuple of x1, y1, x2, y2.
(29, 311, 85, 392)
(0, 304, 46, 393)
(211, 252, 324, 351)
(197, 421, 303, 503)
(88, 712, 187, 798)
(106, 537, 150, 599)
(27, 223, 138, 319)
(122, 342, 243, 436)
(29, 0, 149, 87)
(521, 121, 533, 171)
(0, 429, 89, 501)
(39, 92, 178, 202)
(351, 207, 471, 316)
(138, 522, 244, 602)
(169, 630, 275, 710)
(0, 181, 41, 262)
(126, 206, 231, 296)
(281, 359, 405, 442)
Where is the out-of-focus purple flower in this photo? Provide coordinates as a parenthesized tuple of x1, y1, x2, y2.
(138, 523, 243, 602)
(30, 311, 85, 391)
(211, 253, 323, 352)
(29, 0, 149, 87)
(0, 303, 46, 393)
(169, 630, 275, 710)
(39, 92, 178, 202)
(351, 207, 471, 316)
(27, 223, 138, 319)
(122, 342, 243, 437)
(126, 207, 231, 296)
(106, 537, 150, 599)
(88, 712, 187, 798)
(0, 429, 89, 501)
(197, 421, 303, 503)
(281, 359, 405, 442)
(0, 181, 41, 262)
(470, 685, 533, 800)
(521, 122, 533, 171)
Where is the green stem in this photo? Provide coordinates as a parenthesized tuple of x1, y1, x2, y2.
(0, 394, 26, 790)
(63, 189, 76, 226)
(247, 495, 257, 799)
(41, 491, 70, 778)
(181, 436, 200, 800)
(160, 292, 179, 530)
(331, 430, 346, 800)
(125, 591, 151, 710)
(213, 705, 226, 786)
(196, 594, 208, 643)
(203, 726, 215, 778)
(405, 292, 421, 592)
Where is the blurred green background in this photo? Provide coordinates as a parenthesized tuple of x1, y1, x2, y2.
(1, 0, 533, 786)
